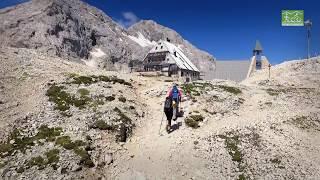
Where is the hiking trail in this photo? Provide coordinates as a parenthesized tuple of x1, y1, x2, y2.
(108, 77, 207, 179)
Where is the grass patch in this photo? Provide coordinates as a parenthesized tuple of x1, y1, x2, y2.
(181, 83, 200, 96)
(77, 88, 90, 97)
(238, 174, 246, 180)
(265, 101, 272, 105)
(185, 114, 204, 128)
(46, 85, 95, 111)
(164, 79, 173, 82)
(67, 73, 79, 79)
(266, 88, 280, 96)
(27, 156, 46, 170)
(181, 82, 242, 97)
(69, 75, 132, 86)
(74, 147, 94, 167)
(91, 120, 114, 130)
(265, 88, 289, 96)
(288, 115, 317, 130)
(218, 131, 252, 179)
(45, 149, 60, 164)
(56, 136, 75, 150)
(55, 136, 93, 167)
(217, 85, 242, 95)
(19, 72, 29, 81)
(46, 85, 72, 111)
(26, 149, 60, 170)
(0, 126, 62, 157)
(1, 126, 94, 171)
(35, 125, 62, 142)
(219, 134, 242, 162)
(0, 161, 7, 169)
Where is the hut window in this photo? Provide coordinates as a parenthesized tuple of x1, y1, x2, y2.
(155, 47, 158, 50)
(161, 46, 163, 49)
(181, 71, 184, 77)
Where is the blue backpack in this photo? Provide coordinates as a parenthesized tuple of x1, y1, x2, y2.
(172, 87, 179, 99)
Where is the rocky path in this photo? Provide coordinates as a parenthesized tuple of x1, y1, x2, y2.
(108, 78, 208, 180)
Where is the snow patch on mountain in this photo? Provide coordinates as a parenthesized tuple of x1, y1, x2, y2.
(128, 32, 156, 47)
(83, 48, 106, 68)
(90, 48, 106, 58)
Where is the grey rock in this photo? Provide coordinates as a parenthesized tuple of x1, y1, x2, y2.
(104, 153, 113, 165)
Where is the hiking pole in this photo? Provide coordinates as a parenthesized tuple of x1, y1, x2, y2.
(159, 112, 164, 135)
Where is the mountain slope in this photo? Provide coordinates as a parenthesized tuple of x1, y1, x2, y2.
(0, 0, 216, 77)
(0, 0, 145, 70)
(128, 20, 216, 79)
(1, 48, 319, 179)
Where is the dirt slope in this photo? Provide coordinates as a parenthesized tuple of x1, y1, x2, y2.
(1, 48, 320, 179)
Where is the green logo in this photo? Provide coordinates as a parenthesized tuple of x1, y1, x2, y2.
(282, 10, 304, 26)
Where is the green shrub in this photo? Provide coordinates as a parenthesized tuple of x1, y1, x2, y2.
(46, 85, 72, 111)
(35, 125, 62, 142)
(238, 174, 246, 180)
(71, 76, 96, 85)
(185, 114, 204, 128)
(217, 85, 242, 95)
(190, 114, 204, 121)
(68, 75, 132, 86)
(92, 120, 114, 130)
(0, 126, 62, 157)
(74, 147, 94, 168)
(185, 117, 199, 128)
(266, 88, 279, 96)
(0, 161, 7, 169)
(55, 136, 74, 150)
(46, 85, 94, 111)
(27, 156, 46, 169)
(225, 136, 242, 162)
(45, 149, 60, 164)
(77, 88, 90, 97)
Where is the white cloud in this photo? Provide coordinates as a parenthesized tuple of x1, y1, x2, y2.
(117, 12, 140, 28)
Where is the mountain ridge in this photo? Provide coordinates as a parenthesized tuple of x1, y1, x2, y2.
(0, 0, 216, 78)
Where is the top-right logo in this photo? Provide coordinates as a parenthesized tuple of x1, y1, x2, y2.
(282, 10, 304, 26)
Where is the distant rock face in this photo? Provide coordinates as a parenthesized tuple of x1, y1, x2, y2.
(0, 0, 139, 68)
(0, 0, 215, 78)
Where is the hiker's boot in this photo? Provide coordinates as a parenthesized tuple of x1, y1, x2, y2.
(166, 125, 171, 132)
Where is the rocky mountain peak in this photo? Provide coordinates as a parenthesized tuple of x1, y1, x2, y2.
(0, 0, 215, 78)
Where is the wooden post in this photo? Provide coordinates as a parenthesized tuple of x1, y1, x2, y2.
(268, 64, 271, 79)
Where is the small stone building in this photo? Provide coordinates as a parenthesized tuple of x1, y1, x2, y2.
(142, 40, 200, 81)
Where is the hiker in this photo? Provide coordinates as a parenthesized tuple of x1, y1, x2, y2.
(168, 84, 182, 120)
(164, 96, 173, 131)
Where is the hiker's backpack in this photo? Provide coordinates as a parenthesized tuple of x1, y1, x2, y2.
(172, 88, 179, 99)
(164, 97, 172, 112)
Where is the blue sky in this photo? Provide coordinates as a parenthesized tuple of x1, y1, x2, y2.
(1, 0, 319, 64)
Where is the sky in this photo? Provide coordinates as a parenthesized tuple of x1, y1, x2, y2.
(1, 0, 319, 64)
